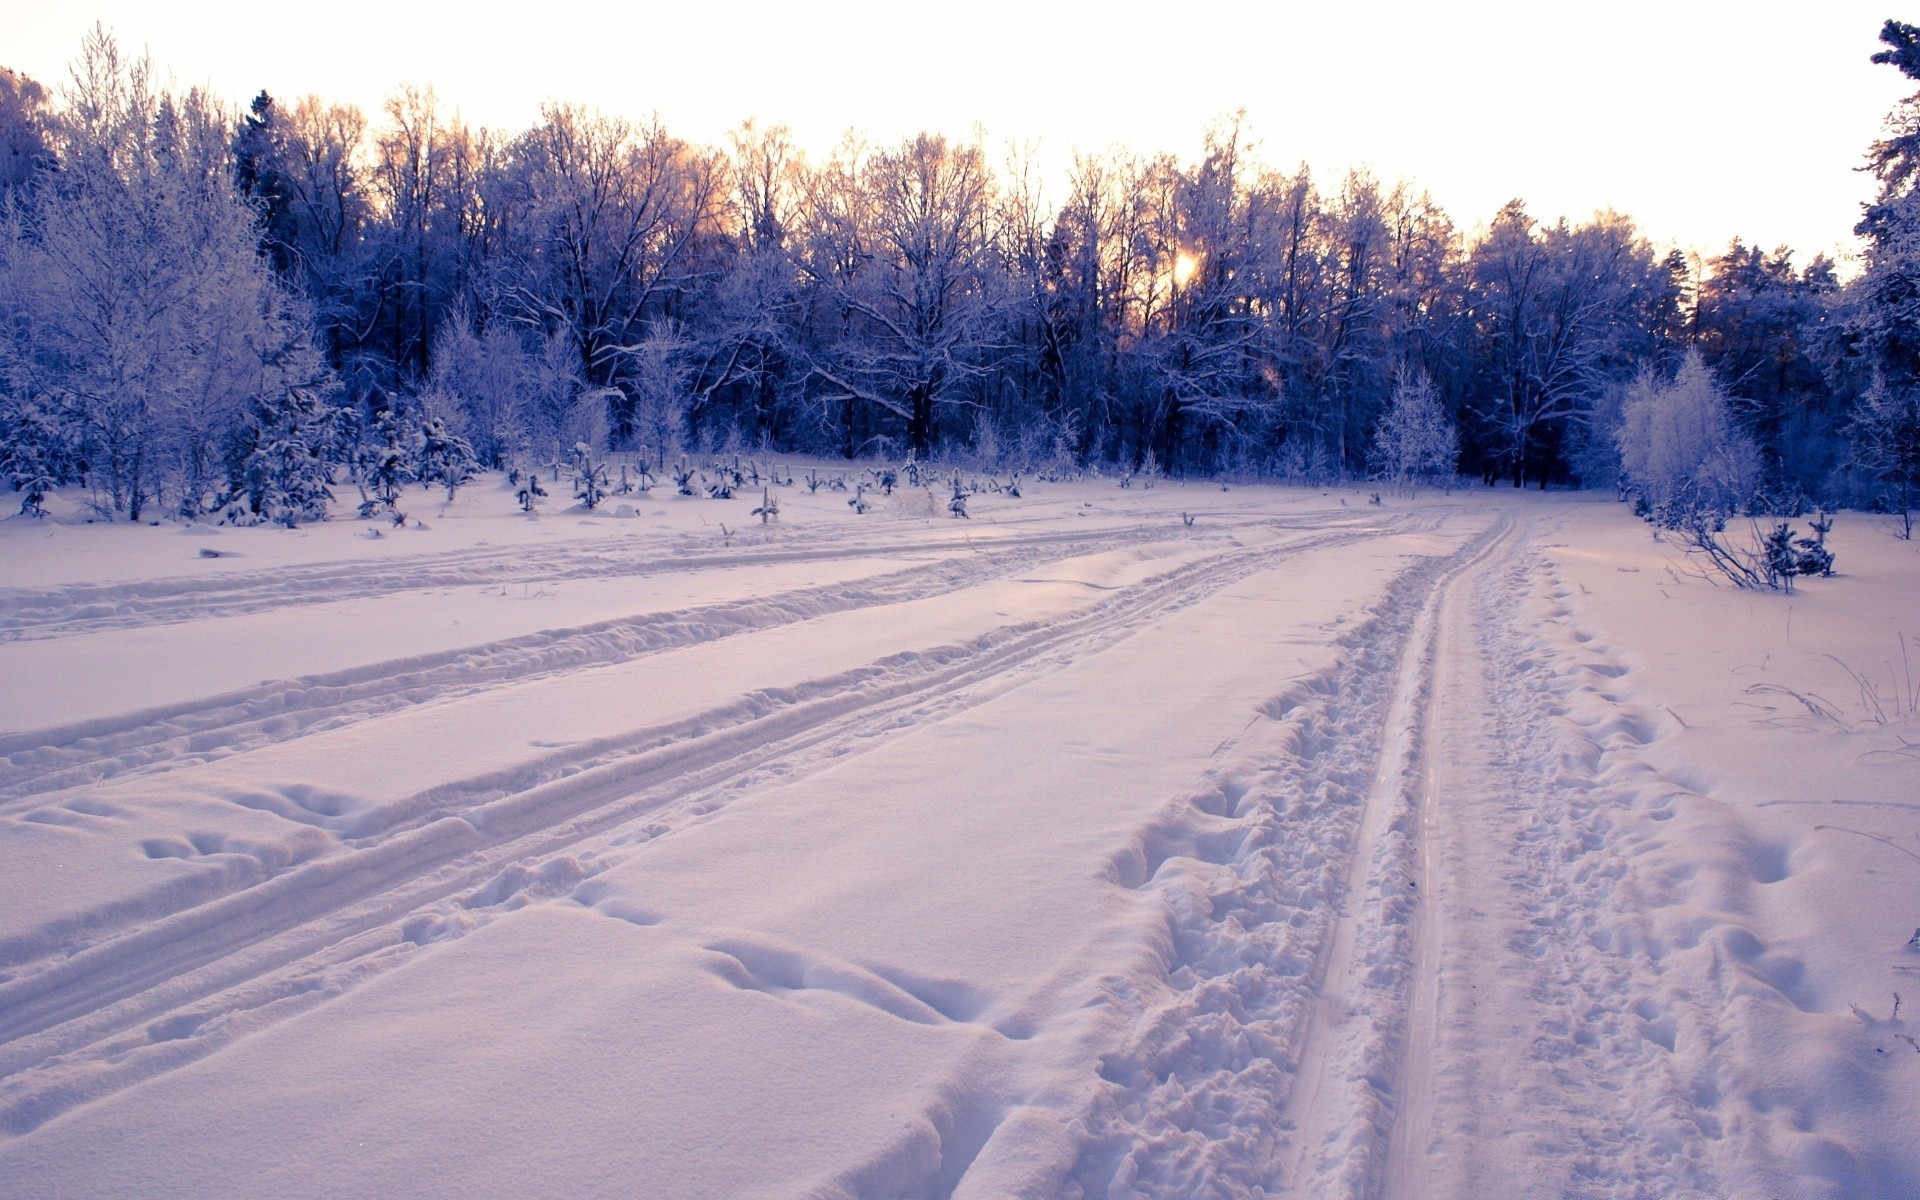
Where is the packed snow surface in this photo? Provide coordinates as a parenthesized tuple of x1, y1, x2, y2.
(0, 472, 1916, 1199)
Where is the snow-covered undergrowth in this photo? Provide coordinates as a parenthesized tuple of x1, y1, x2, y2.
(0, 476, 1913, 1198)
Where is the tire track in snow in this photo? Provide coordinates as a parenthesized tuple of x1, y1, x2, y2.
(0, 518, 1409, 1137)
(1062, 515, 1514, 1199)
(0, 524, 1253, 807)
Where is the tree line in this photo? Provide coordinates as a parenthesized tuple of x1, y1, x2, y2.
(2, 24, 1918, 527)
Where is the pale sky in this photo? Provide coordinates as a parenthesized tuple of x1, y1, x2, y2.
(8, 2, 1913, 269)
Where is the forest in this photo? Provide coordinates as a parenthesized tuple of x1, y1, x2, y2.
(2, 23, 1919, 528)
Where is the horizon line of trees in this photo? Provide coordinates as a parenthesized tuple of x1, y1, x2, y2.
(2, 24, 1918, 528)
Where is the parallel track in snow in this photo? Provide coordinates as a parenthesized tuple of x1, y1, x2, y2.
(1061, 514, 1518, 1198)
(1281, 517, 1523, 1199)
(1, 519, 1311, 807)
(0, 515, 1408, 1138)
(0, 512, 1264, 643)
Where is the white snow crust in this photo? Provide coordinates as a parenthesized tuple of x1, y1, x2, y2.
(0, 475, 1915, 1198)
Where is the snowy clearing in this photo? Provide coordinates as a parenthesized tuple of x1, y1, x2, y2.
(1, 474, 1916, 1199)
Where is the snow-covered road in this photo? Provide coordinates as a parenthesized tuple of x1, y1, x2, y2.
(1, 476, 1914, 1198)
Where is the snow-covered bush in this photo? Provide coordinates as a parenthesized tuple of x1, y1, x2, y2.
(1371, 367, 1458, 495)
(1618, 351, 1760, 527)
(0, 389, 67, 517)
(356, 411, 415, 520)
(415, 414, 478, 502)
(1680, 511, 1836, 592)
(227, 385, 336, 526)
(568, 442, 609, 509)
(1851, 379, 1920, 538)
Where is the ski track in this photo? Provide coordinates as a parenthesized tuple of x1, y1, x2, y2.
(0, 515, 1206, 643)
(1056, 511, 1809, 1200)
(3, 501, 1833, 1195)
(0, 520, 1329, 806)
(1060, 514, 1515, 1199)
(0, 514, 1409, 1138)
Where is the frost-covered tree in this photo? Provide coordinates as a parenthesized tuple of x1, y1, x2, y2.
(1852, 20, 1920, 532)
(1371, 367, 1458, 493)
(0, 387, 66, 515)
(227, 384, 335, 526)
(628, 323, 692, 468)
(415, 413, 478, 501)
(1851, 379, 1920, 536)
(1466, 204, 1669, 488)
(427, 315, 583, 469)
(1617, 350, 1760, 524)
(498, 105, 724, 442)
(796, 133, 1004, 456)
(0, 30, 335, 520)
(0, 66, 55, 197)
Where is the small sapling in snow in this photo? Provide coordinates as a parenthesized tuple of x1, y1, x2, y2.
(849, 483, 870, 514)
(569, 442, 610, 509)
(752, 487, 779, 524)
(517, 472, 548, 513)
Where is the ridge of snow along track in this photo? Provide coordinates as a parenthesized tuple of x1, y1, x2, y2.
(0, 522, 1324, 804)
(0, 516, 1408, 1136)
(0, 515, 1288, 642)
(1060, 515, 1516, 1199)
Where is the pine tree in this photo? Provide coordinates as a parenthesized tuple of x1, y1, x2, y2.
(416, 414, 478, 501)
(228, 386, 336, 526)
(1853, 20, 1920, 533)
(0, 389, 65, 516)
(357, 410, 415, 519)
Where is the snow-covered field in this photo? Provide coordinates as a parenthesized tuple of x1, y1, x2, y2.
(0, 471, 1915, 1199)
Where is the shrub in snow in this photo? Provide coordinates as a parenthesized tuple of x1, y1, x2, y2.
(1, 391, 66, 517)
(228, 386, 336, 527)
(1680, 512, 1836, 592)
(416, 415, 479, 503)
(356, 412, 415, 520)
(515, 470, 547, 513)
(568, 442, 609, 509)
(1371, 368, 1459, 495)
(1618, 351, 1760, 528)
